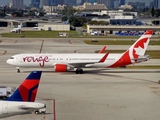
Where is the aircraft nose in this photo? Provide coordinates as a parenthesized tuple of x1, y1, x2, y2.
(44, 104, 46, 108)
(6, 59, 13, 65)
(6, 59, 10, 64)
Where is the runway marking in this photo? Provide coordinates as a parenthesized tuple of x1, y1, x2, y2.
(69, 40, 72, 44)
(3, 50, 7, 55)
(13, 40, 17, 44)
(0, 40, 17, 44)
(39, 40, 44, 53)
(150, 87, 159, 89)
(0, 50, 7, 55)
(42, 98, 53, 100)
(94, 78, 102, 80)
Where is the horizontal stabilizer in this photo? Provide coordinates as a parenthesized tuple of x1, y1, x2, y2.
(131, 55, 150, 62)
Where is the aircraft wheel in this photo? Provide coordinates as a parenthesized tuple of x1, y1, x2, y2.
(41, 112, 46, 114)
(17, 69, 20, 73)
(76, 68, 83, 74)
(35, 111, 38, 114)
(80, 69, 83, 74)
(76, 69, 79, 74)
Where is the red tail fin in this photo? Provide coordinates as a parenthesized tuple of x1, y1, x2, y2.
(7, 71, 42, 102)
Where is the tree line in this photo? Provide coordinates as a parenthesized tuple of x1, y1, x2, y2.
(151, 7, 160, 17)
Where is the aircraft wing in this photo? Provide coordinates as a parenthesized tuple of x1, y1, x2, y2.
(20, 106, 38, 111)
(53, 52, 109, 68)
(20, 104, 45, 111)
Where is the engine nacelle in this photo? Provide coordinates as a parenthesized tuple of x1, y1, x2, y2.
(54, 64, 74, 72)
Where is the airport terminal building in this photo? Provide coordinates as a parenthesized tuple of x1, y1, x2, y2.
(87, 25, 160, 35)
(0, 17, 70, 31)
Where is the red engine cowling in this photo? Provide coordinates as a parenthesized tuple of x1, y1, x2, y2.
(54, 64, 67, 72)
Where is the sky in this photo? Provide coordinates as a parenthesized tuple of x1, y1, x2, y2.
(0, 0, 152, 6)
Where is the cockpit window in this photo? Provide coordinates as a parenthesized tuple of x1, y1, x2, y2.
(10, 57, 14, 59)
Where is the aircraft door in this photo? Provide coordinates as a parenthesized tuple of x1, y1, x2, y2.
(19, 57, 23, 63)
(2, 103, 8, 114)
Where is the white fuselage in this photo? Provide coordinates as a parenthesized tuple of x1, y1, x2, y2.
(7, 53, 127, 68)
(0, 101, 45, 119)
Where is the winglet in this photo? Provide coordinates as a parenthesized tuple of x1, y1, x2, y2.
(6, 71, 42, 102)
(99, 46, 106, 53)
(99, 52, 109, 62)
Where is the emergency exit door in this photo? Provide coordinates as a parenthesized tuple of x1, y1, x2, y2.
(2, 103, 8, 114)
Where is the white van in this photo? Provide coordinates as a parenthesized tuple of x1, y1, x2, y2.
(10, 28, 21, 33)
(34, 108, 46, 114)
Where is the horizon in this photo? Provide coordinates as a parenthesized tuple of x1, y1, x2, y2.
(0, 0, 152, 6)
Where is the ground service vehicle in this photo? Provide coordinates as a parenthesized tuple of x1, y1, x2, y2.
(0, 86, 16, 100)
(34, 108, 46, 114)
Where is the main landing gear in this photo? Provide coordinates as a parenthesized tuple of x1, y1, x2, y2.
(16, 67, 20, 73)
(76, 68, 83, 74)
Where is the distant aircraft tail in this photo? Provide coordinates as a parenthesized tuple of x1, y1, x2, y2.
(7, 71, 42, 102)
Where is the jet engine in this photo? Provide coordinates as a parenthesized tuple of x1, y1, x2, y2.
(54, 64, 74, 72)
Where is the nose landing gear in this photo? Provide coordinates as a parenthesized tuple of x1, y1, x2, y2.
(16, 67, 20, 73)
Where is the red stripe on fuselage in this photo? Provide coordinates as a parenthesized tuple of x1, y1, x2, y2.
(108, 50, 131, 68)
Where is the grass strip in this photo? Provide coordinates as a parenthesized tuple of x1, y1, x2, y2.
(1, 31, 160, 40)
(84, 40, 160, 45)
(1, 31, 79, 38)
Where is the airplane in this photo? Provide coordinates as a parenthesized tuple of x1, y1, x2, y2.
(0, 71, 46, 119)
(6, 30, 153, 74)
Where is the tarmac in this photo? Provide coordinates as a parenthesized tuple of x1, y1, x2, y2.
(0, 33, 160, 120)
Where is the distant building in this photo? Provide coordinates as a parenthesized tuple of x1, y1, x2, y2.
(114, 0, 119, 9)
(119, 4, 133, 10)
(90, 10, 137, 19)
(40, 0, 49, 8)
(128, 2, 145, 9)
(109, 0, 114, 9)
(88, 0, 97, 4)
(38, 23, 70, 31)
(43, 4, 66, 12)
(119, 0, 125, 6)
(31, 0, 40, 8)
(154, 0, 160, 8)
(73, 2, 107, 10)
(97, 0, 109, 8)
(149, 1, 154, 8)
(63, 0, 77, 6)
(11, 0, 24, 8)
(81, 0, 86, 5)
(57, 0, 64, 5)
(48, 0, 57, 6)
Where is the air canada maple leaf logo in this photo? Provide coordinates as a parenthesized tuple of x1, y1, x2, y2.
(133, 38, 148, 58)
